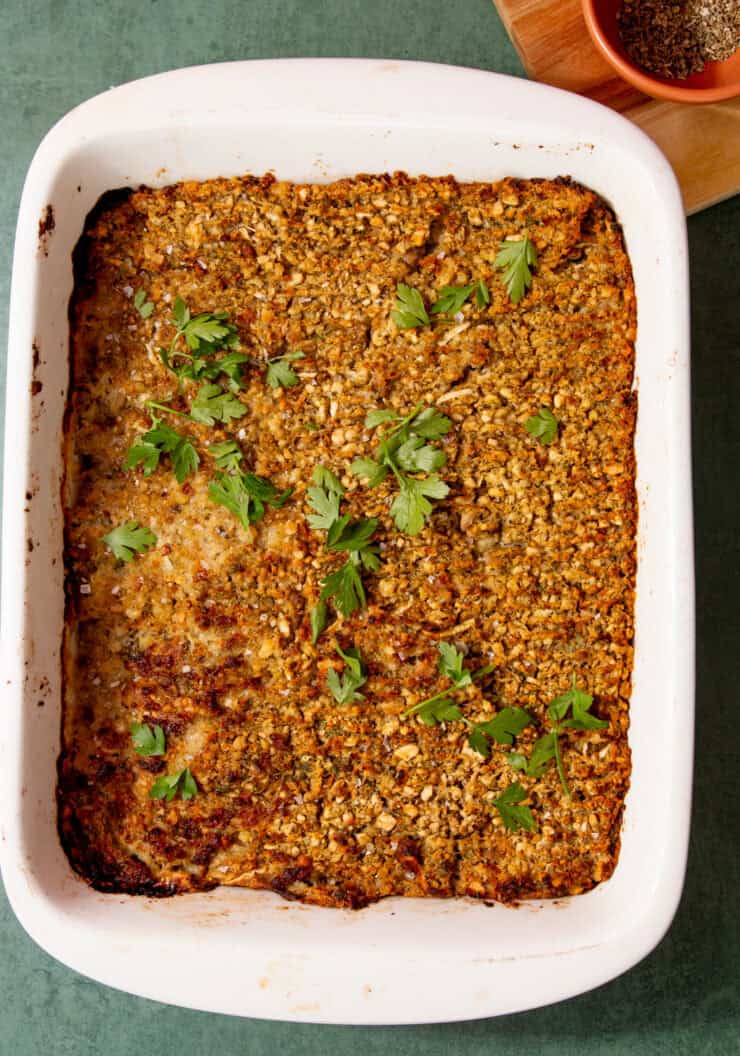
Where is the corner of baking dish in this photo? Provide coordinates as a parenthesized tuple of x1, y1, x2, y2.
(0, 60, 694, 1023)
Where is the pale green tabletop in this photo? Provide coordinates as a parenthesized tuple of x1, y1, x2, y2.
(1, 2, 739, 1052)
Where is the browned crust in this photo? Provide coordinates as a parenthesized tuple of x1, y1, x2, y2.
(59, 172, 636, 906)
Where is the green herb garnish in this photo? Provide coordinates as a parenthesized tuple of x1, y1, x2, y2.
(133, 288, 154, 319)
(145, 382, 247, 429)
(266, 351, 305, 389)
(310, 600, 328, 644)
(402, 642, 534, 758)
(351, 404, 451, 535)
(306, 469, 343, 531)
(159, 296, 247, 391)
(494, 237, 537, 304)
(125, 415, 200, 484)
(492, 782, 536, 833)
(305, 473, 381, 632)
(320, 515, 380, 617)
(130, 722, 165, 756)
(149, 767, 198, 802)
(102, 521, 157, 563)
(431, 278, 491, 317)
(392, 283, 430, 329)
(327, 644, 367, 704)
(525, 407, 559, 445)
(208, 471, 292, 531)
(394, 279, 490, 328)
(507, 676, 608, 796)
(190, 383, 247, 426)
(208, 439, 244, 473)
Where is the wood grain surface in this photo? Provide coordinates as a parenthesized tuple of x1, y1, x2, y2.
(493, 0, 740, 213)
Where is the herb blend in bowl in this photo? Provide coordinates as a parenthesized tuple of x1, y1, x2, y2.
(617, 0, 740, 79)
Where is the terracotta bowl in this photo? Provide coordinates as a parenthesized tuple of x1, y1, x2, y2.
(581, 0, 740, 103)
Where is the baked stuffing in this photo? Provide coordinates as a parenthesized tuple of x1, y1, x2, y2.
(60, 172, 636, 906)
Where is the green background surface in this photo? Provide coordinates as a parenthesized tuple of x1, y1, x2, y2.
(1, 1, 738, 1052)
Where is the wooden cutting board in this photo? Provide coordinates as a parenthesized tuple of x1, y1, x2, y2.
(493, 0, 740, 213)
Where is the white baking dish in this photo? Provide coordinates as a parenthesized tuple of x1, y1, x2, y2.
(0, 59, 693, 1024)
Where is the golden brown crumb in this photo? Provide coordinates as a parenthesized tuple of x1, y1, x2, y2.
(59, 172, 635, 907)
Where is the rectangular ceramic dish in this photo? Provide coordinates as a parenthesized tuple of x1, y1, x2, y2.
(0, 59, 694, 1024)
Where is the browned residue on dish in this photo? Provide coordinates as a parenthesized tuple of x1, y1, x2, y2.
(38, 205, 56, 255)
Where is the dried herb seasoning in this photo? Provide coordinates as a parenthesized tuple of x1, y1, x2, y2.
(617, 0, 740, 80)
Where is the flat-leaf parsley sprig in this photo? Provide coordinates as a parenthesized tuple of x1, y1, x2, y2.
(430, 279, 490, 317)
(149, 767, 198, 802)
(125, 413, 200, 484)
(327, 643, 367, 705)
(351, 404, 452, 535)
(508, 676, 608, 797)
(492, 782, 537, 833)
(130, 722, 166, 756)
(145, 382, 247, 429)
(494, 236, 538, 304)
(392, 279, 491, 330)
(402, 643, 534, 759)
(208, 469, 292, 532)
(102, 521, 157, 563)
(159, 296, 249, 392)
(306, 467, 381, 640)
(266, 351, 305, 390)
(525, 406, 559, 446)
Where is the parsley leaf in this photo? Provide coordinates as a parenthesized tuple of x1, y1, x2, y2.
(519, 732, 558, 778)
(508, 677, 608, 795)
(133, 288, 154, 319)
(414, 697, 464, 726)
(390, 475, 449, 535)
(310, 600, 328, 644)
(125, 418, 200, 484)
(208, 440, 243, 473)
(130, 722, 165, 756)
(306, 484, 342, 531)
(437, 641, 471, 686)
(365, 409, 399, 429)
(124, 440, 161, 476)
(149, 767, 198, 802)
(394, 435, 447, 474)
(403, 644, 533, 760)
(525, 407, 559, 446)
(553, 682, 608, 731)
(172, 297, 239, 353)
(402, 643, 494, 728)
(327, 644, 367, 704)
(266, 351, 305, 390)
(353, 404, 452, 536)
(430, 283, 475, 317)
(475, 278, 491, 307)
(305, 480, 380, 633)
(190, 384, 247, 426)
(319, 558, 367, 618)
(349, 457, 388, 488)
(494, 237, 538, 304)
(160, 298, 246, 390)
(326, 516, 379, 554)
(392, 283, 430, 329)
(405, 406, 452, 440)
(209, 470, 292, 530)
(312, 465, 344, 495)
(209, 473, 252, 529)
(493, 782, 536, 833)
(468, 707, 534, 758)
(102, 521, 157, 563)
